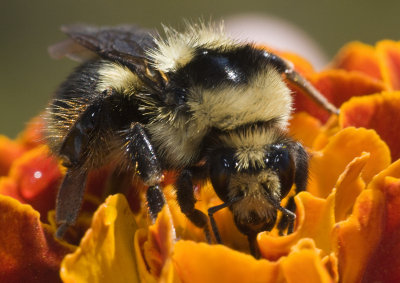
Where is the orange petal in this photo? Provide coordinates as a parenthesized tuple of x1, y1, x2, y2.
(0, 135, 25, 176)
(258, 192, 335, 260)
(340, 92, 400, 160)
(362, 176, 400, 282)
(322, 253, 339, 282)
(377, 40, 400, 90)
(292, 69, 387, 122)
(0, 195, 74, 282)
(288, 112, 322, 148)
(311, 115, 341, 151)
(369, 158, 400, 190)
(334, 152, 369, 222)
(60, 194, 140, 283)
(308, 127, 391, 198)
(332, 188, 385, 283)
(173, 241, 280, 283)
(280, 239, 335, 283)
(331, 41, 383, 81)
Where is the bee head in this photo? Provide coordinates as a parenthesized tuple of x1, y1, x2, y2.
(208, 141, 296, 236)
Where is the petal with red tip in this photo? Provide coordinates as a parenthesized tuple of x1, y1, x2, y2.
(292, 70, 387, 122)
(377, 40, 400, 90)
(331, 41, 382, 81)
(333, 188, 384, 283)
(362, 176, 400, 282)
(0, 135, 25, 176)
(0, 146, 62, 221)
(340, 92, 400, 161)
(0, 195, 74, 283)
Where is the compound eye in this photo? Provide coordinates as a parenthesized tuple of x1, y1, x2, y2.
(164, 87, 187, 106)
(265, 144, 292, 172)
(175, 88, 187, 104)
(265, 144, 295, 197)
(209, 151, 235, 201)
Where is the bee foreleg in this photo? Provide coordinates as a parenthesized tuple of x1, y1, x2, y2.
(176, 169, 211, 242)
(208, 195, 242, 243)
(208, 202, 229, 244)
(277, 197, 296, 235)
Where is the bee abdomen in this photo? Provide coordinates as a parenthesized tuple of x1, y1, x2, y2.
(45, 60, 142, 169)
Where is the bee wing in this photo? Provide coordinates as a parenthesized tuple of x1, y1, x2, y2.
(54, 24, 165, 91)
(48, 38, 98, 62)
(61, 24, 155, 61)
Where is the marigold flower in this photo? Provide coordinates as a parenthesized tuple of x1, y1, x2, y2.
(2, 39, 400, 283)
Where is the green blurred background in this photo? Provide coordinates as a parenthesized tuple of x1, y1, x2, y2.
(1, 0, 399, 137)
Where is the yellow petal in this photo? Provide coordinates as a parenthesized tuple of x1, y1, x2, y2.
(60, 194, 139, 283)
(135, 229, 158, 283)
(136, 205, 176, 282)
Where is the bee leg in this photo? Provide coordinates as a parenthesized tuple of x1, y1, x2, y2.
(207, 196, 242, 243)
(146, 185, 166, 221)
(277, 197, 296, 235)
(55, 97, 108, 238)
(176, 169, 211, 243)
(55, 90, 138, 237)
(55, 168, 88, 238)
(248, 234, 261, 259)
(208, 202, 229, 243)
(125, 123, 163, 188)
(277, 142, 309, 235)
(285, 69, 339, 115)
(124, 122, 165, 221)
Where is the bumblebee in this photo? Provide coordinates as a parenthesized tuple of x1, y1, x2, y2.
(46, 22, 337, 257)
